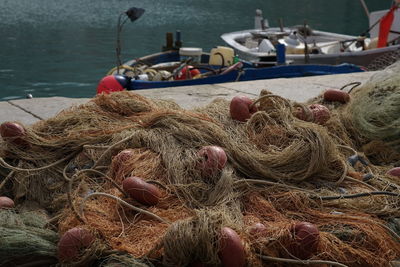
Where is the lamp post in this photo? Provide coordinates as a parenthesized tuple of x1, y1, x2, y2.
(116, 7, 145, 74)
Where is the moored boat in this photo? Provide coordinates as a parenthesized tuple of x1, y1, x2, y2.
(97, 48, 364, 93)
(221, 4, 400, 68)
(96, 7, 365, 94)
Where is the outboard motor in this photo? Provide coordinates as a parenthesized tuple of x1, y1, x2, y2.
(254, 9, 263, 29)
(254, 9, 269, 29)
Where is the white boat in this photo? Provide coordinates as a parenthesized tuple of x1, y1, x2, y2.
(221, 6, 400, 68)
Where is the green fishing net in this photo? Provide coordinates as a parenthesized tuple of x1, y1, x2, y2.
(349, 60, 400, 152)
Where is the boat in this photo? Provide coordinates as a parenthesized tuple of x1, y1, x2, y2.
(96, 9, 364, 94)
(221, 4, 400, 68)
(97, 48, 364, 93)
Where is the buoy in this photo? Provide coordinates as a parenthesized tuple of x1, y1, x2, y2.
(96, 75, 130, 94)
(175, 66, 201, 80)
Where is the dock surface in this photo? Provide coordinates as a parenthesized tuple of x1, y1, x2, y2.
(0, 71, 376, 125)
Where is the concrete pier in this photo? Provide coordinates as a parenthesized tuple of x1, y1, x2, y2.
(0, 71, 375, 125)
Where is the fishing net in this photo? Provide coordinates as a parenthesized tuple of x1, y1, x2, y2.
(348, 60, 400, 153)
(1, 68, 400, 266)
(0, 208, 58, 266)
(161, 207, 243, 266)
(243, 191, 400, 267)
(98, 254, 153, 267)
(366, 48, 400, 71)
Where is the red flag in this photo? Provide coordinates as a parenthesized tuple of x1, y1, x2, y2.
(378, 6, 398, 48)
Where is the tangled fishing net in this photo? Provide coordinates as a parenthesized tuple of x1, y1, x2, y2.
(366, 48, 400, 71)
(0, 206, 58, 266)
(0, 62, 400, 266)
(349, 60, 400, 153)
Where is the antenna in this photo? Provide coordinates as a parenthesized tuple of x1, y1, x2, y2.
(116, 7, 145, 74)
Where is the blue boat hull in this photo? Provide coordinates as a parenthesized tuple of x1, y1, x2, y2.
(120, 50, 363, 90)
(128, 63, 364, 90)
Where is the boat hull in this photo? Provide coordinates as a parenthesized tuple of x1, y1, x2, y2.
(128, 63, 364, 90)
(221, 28, 400, 68)
(113, 50, 363, 91)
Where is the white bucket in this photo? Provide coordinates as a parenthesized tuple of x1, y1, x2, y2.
(179, 47, 203, 63)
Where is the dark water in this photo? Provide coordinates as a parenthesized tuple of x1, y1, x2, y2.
(0, 0, 392, 100)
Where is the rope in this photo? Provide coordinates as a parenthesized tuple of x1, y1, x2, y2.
(337, 144, 357, 156)
(315, 191, 400, 201)
(214, 52, 225, 73)
(67, 168, 127, 223)
(344, 176, 378, 191)
(0, 170, 15, 191)
(0, 155, 75, 172)
(107, 65, 137, 76)
(260, 255, 349, 267)
(234, 179, 315, 194)
(340, 82, 361, 93)
(92, 133, 137, 169)
(235, 69, 245, 82)
(329, 214, 400, 243)
(80, 192, 170, 224)
(335, 160, 348, 184)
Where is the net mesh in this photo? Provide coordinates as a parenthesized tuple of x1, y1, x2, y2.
(1, 62, 400, 266)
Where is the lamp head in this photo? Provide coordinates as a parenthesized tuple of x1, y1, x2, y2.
(125, 7, 145, 22)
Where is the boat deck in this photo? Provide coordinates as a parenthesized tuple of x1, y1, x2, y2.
(0, 71, 376, 125)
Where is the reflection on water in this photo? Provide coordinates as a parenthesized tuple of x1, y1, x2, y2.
(0, 0, 392, 100)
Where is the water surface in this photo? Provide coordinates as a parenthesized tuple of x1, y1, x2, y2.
(0, 0, 392, 100)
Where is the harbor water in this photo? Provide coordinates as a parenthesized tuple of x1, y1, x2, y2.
(0, 0, 392, 100)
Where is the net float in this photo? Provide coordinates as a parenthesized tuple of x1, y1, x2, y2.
(96, 74, 130, 94)
(218, 227, 246, 267)
(289, 221, 320, 260)
(323, 89, 350, 103)
(197, 145, 227, 176)
(122, 176, 162, 206)
(0, 196, 15, 209)
(230, 95, 258, 122)
(387, 167, 400, 177)
(0, 121, 28, 146)
(57, 227, 94, 262)
(175, 66, 201, 80)
(249, 222, 267, 235)
(308, 104, 330, 125)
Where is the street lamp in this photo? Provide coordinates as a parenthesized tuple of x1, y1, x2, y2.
(116, 7, 145, 74)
